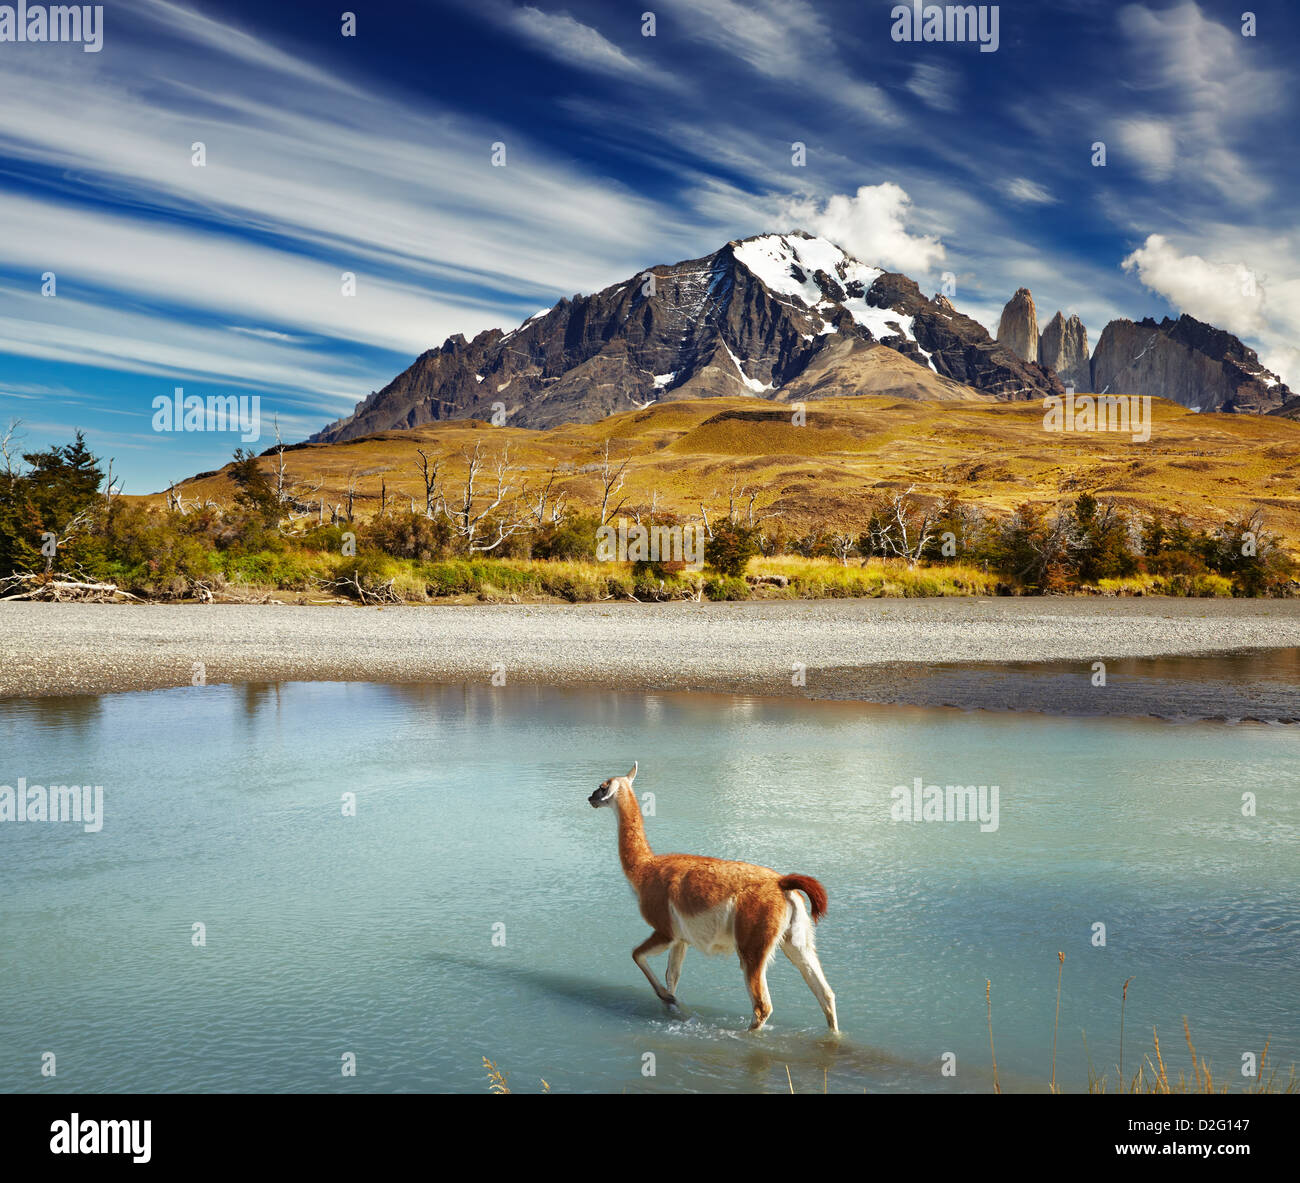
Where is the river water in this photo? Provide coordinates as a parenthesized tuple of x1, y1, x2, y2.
(1, 680, 1296, 1093)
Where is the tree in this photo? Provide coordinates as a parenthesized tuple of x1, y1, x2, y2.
(863, 485, 936, 566)
(596, 439, 631, 525)
(0, 429, 104, 574)
(705, 522, 758, 577)
(438, 440, 535, 553)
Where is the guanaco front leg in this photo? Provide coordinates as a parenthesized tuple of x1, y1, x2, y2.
(632, 932, 676, 1006)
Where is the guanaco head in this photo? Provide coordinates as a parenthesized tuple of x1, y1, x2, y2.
(589, 762, 637, 808)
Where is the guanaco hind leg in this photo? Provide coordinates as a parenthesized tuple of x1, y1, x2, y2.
(665, 940, 688, 998)
(741, 946, 776, 1031)
(780, 894, 839, 1032)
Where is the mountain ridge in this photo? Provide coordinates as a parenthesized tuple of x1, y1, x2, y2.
(311, 231, 1062, 443)
(312, 231, 1294, 443)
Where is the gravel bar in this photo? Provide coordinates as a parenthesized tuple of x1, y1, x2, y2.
(4, 599, 1300, 720)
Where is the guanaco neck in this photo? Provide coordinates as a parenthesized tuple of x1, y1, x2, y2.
(616, 789, 654, 876)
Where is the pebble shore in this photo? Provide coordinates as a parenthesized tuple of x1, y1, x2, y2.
(3, 598, 1300, 720)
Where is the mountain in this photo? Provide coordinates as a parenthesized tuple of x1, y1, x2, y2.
(1038, 311, 1091, 392)
(311, 232, 1062, 443)
(988, 288, 1292, 411)
(996, 288, 1039, 364)
(1090, 314, 1291, 413)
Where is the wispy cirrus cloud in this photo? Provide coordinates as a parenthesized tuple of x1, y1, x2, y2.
(501, 5, 664, 82)
(1114, 2, 1286, 204)
(656, 0, 901, 125)
(996, 177, 1057, 205)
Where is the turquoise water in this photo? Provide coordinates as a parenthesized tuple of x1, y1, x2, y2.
(1, 682, 1297, 1094)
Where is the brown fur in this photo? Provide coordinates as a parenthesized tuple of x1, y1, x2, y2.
(592, 764, 838, 1032)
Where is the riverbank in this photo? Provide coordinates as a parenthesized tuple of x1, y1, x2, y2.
(4, 598, 1300, 720)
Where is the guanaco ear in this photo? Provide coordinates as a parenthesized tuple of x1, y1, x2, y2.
(626, 761, 638, 783)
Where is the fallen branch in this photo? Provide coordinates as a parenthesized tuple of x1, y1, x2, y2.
(0, 572, 138, 602)
(312, 573, 403, 605)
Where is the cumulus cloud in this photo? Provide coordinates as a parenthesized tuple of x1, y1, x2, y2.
(1121, 234, 1265, 338)
(1121, 233, 1300, 387)
(782, 184, 946, 276)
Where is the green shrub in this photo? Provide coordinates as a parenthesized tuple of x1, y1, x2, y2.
(705, 523, 758, 578)
(703, 575, 750, 601)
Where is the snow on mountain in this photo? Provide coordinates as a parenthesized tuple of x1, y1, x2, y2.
(311, 230, 1063, 443)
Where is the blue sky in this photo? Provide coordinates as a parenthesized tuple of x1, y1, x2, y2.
(1, 0, 1297, 492)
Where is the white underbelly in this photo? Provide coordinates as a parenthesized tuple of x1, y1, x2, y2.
(669, 900, 736, 955)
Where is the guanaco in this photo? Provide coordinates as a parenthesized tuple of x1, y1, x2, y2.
(589, 762, 838, 1032)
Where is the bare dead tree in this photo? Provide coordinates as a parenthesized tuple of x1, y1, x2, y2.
(630, 489, 661, 526)
(530, 463, 568, 525)
(414, 448, 442, 516)
(597, 439, 632, 525)
(272, 415, 290, 506)
(869, 485, 936, 566)
(437, 440, 534, 552)
(284, 473, 324, 526)
(343, 468, 363, 523)
(40, 504, 96, 574)
(1, 418, 22, 477)
(101, 457, 123, 508)
(829, 531, 857, 566)
(698, 501, 714, 540)
(743, 487, 783, 528)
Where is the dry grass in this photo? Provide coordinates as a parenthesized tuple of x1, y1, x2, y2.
(1087, 1020, 1297, 1094)
(1094, 573, 1234, 597)
(754, 556, 999, 597)
(149, 393, 1300, 550)
(985, 957, 1299, 1094)
(483, 1055, 549, 1094)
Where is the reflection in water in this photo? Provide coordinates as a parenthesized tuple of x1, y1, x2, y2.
(822, 647, 1300, 722)
(0, 693, 102, 729)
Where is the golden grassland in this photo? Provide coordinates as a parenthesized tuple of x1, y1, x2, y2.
(155, 393, 1300, 545)
(194, 554, 1000, 605)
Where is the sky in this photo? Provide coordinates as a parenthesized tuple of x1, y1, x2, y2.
(0, 0, 1297, 492)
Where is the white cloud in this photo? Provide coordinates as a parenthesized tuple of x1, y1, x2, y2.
(1114, 3, 1284, 204)
(1122, 234, 1265, 338)
(905, 63, 959, 112)
(998, 177, 1057, 205)
(782, 184, 947, 277)
(506, 7, 659, 81)
(1120, 232, 1300, 387)
(659, 0, 899, 124)
(1115, 118, 1177, 181)
(0, 0, 717, 420)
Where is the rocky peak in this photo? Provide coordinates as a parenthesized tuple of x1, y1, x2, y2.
(996, 288, 1039, 363)
(1039, 311, 1091, 392)
(1090, 313, 1291, 413)
(309, 238, 1062, 443)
